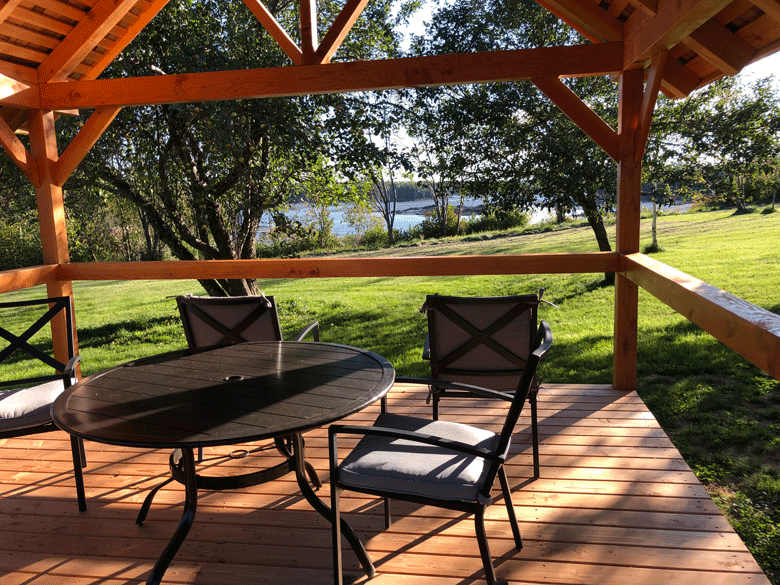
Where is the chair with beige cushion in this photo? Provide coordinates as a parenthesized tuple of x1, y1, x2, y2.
(0, 296, 87, 511)
(329, 321, 553, 585)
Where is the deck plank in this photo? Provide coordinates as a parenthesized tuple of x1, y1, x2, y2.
(0, 384, 770, 585)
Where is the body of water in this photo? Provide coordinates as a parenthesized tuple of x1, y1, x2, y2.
(260, 196, 691, 237)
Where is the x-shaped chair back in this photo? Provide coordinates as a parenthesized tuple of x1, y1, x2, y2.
(0, 296, 75, 388)
(176, 294, 283, 349)
(424, 294, 540, 393)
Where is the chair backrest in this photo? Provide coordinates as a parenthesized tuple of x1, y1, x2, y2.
(176, 294, 283, 349)
(485, 320, 553, 496)
(423, 293, 541, 392)
(0, 296, 75, 388)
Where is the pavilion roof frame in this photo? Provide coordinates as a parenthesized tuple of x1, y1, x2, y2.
(0, 0, 778, 387)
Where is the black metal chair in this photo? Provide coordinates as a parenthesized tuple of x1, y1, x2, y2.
(421, 292, 545, 476)
(329, 321, 553, 585)
(0, 296, 87, 511)
(175, 293, 319, 347)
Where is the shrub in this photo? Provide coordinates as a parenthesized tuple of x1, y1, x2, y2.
(463, 208, 529, 234)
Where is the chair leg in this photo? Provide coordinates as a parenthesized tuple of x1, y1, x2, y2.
(384, 497, 392, 529)
(331, 483, 344, 585)
(498, 466, 523, 550)
(432, 393, 440, 421)
(530, 390, 540, 478)
(70, 435, 87, 512)
(474, 507, 499, 585)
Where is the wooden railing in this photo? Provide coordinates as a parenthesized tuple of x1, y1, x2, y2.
(1, 252, 778, 382)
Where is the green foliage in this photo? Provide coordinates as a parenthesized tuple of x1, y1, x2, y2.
(0, 214, 43, 270)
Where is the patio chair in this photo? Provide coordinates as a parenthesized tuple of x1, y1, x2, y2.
(421, 292, 545, 476)
(329, 321, 553, 585)
(175, 293, 319, 348)
(0, 296, 87, 511)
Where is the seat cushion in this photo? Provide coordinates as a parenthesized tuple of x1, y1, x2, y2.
(0, 379, 67, 432)
(338, 412, 506, 503)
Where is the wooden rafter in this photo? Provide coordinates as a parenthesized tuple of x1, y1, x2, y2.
(38, 0, 140, 82)
(0, 0, 23, 25)
(532, 76, 621, 162)
(752, 0, 780, 23)
(635, 50, 666, 162)
(241, 0, 303, 65)
(536, 0, 622, 42)
(24, 43, 623, 110)
(54, 106, 121, 186)
(300, 0, 317, 64)
(623, 0, 729, 69)
(313, 0, 371, 64)
(0, 112, 39, 186)
(684, 18, 756, 75)
(81, 0, 173, 81)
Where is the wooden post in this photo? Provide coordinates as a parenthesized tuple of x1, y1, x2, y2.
(613, 70, 644, 390)
(26, 109, 78, 370)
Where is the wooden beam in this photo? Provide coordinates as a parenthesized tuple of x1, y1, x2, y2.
(0, 265, 60, 294)
(659, 57, 702, 99)
(532, 76, 621, 162)
(314, 0, 371, 64)
(630, 0, 657, 17)
(35, 43, 624, 110)
(684, 18, 757, 75)
(623, 0, 731, 69)
(613, 70, 644, 391)
(81, 0, 173, 81)
(0, 61, 38, 86)
(536, 0, 623, 42)
(0, 0, 23, 25)
(752, 0, 780, 23)
(38, 0, 141, 82)
(60, 252, 621, 281)
(635, 50, 666, 162)
(241, 0, 302, 65)
(300, 0, 317, 64)
(55, 106, 121, 186)
(624, 253, 780, 380)
(26, 109, 75, 366)
(0, 73, 29, 100)
(0, 113, 40, 186)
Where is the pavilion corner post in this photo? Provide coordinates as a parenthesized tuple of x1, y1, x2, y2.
(26, 109, 79, 372)
(613, 70, 644, 390)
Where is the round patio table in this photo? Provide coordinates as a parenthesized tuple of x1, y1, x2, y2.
(52, 341, 395, 585)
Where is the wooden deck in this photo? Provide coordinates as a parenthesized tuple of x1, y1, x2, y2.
(0, 383, 771, 585)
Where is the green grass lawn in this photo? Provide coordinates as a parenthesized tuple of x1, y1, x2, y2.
(2, 204, 779, 582)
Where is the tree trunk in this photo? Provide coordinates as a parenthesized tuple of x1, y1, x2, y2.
(575, 192, 613, 283)
(651, 201, 658, 249)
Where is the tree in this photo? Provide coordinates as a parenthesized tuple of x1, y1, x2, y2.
(66, 0, 402, 296)
(665, 77, 780, 210)
(406, 0, 618, 266)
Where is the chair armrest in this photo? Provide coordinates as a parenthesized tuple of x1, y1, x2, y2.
(394, 376, 513, 403)
(328, 423, 500, 461)
(293, 321, 319, 341)
(63, 355, 82, 388)
(422, 333, 430, 361)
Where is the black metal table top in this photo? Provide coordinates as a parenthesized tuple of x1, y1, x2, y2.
(52, 341, 395, 449)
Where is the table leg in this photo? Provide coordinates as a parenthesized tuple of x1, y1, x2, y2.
(146, 446, 198, 585)
(292, 433, 376, 578)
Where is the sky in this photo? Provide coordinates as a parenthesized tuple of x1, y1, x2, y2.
(738, 52, 780, 87)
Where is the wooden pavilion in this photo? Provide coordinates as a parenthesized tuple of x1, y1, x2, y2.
(1, 0, 780, 583)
